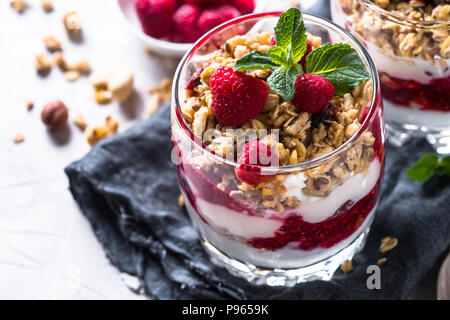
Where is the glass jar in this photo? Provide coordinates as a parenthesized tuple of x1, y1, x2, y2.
(331, 0, 450, 152)
(171, 12, 385, 286)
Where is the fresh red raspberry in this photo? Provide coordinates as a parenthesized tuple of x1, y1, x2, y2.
(292, 74, 335, 114)
(270, 36, 276, 46)
(172, 4, 201, 43)
(235, 141, 279, 185)
(231, 0, 255, 14)
(299, 39, 313, 69)
(184, 0, 230, 7)
(210, 66, 269, 125)
(135, 0, 176, 38)
(197, 5, 241, 34)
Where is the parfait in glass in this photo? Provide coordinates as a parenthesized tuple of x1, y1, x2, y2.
(171, 9, 385, 286)
(331, 0, 450, 151)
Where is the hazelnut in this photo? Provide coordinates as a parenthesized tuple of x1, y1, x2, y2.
(41, 101, 69, 131)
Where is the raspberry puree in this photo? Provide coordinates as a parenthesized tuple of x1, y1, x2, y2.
(248, 178, 381, 251)
(380, 73, 450, 112)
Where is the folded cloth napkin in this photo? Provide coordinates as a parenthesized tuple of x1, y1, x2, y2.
(65, 103, 450, 300)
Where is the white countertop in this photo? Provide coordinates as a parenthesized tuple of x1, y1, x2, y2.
(0, 0, 177, 299)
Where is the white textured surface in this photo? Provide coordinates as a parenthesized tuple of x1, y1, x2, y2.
(0, 0, 177, 300)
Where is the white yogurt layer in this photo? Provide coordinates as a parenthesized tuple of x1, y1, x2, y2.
(186, 196, 377, 268)
(195, 198, 283, 238)
(282, 160, 381, 223)
(367, 42, 450, 84)
(385, 99, 450, 131)
(188, 159, 381, 239)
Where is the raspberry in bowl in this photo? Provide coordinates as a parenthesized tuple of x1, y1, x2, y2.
(116, 0, 265, 57)
(331, 0, 450, 151)
(172, 9, 385, 286)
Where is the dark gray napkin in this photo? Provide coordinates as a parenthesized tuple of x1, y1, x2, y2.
(65, 103, 450, 300)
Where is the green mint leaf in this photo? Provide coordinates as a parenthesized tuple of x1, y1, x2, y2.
(233, 51, 280, 71)
(274, 8, 307, 63)
(267, 46, 289, 66)
(436, 155, 450, 177)
(267, 64, 303, 102)
(407, 153, 439, 182)
(306, 43, 371, 96)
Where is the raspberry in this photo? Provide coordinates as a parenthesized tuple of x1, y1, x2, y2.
(299, 39, 312, 69)
(184, 0, 230, 7)
(292, 74, 335, 114)
(270, 36, 276, 46)
(235, 141, 279, 185)
(210, 67, 269, 125)
(135, 0, 176, 38)
(231, 0, 255, 14)
(197, 5, 241, 35)
(172, 4, 201, 43)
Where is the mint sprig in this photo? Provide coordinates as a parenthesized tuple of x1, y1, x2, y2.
(306, 43, 370, 96)
(407, 153, 450, 182)
(233, 8, 370, 101)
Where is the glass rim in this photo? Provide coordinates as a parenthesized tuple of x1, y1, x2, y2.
(359, 0, 450, 27)
(172, 11, 382, 173)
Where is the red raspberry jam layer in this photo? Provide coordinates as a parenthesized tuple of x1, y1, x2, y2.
(175, 158, 382, 252)
(248, 178, 381, 251)
(380, 72, 450, 111)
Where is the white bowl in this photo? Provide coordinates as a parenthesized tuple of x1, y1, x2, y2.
(115, 0, 268, 58)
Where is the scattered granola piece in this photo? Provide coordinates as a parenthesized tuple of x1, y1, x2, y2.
(377, 257, 388, 266)
(86, 116, 119, 146)
(178, 195, 185, 207)
(340, 260, 353, 273)
(73, 112, 86, 131)
(145, 47, 153, 55)
(90, 68, 134, 104)
(147, 94, 161, 115)
(13, 133, 25, 143)
(53, 52, 67, 70)
(43, 35, 61, 52)
(10, 0, 27, 13)
(109, 69, 134, 103)
(64, 70, 81, 82)
(380, 236, 398, 253)
(41, 0, 53, 12)
(69, 59, 91, 74)
(63, 11, 82, 35)
(26, 101, 34, 111)
(94, 90, 113, 104)
(148, 78, 172, 103)
(35, 53, 52, 74)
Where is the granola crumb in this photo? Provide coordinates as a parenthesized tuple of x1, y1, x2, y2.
(43, 35, 61, 52)
(26, 101, 34, 111)
(178, 195, 185, 207)
(13, 133, 25, 143)
(380, 236, 398, 253)
(94, 90, 113, 104)
(10, 0, 27, 13)
(377, 257, 388, 266)
(86, 116, 119, 146)
(340, 259, 353, 273)
(41, 0, 53, 12)
(53, 52, 67, 70)
(147, 94, 161, 115)
(73, 112, 86, 131)
(35, 53, 52, 74)
(63, 11, 82, 35)
(64, 70, 81, 82)
(148, 78, 172, 103)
